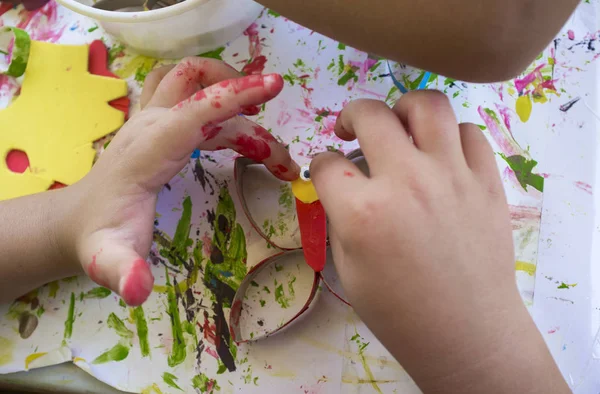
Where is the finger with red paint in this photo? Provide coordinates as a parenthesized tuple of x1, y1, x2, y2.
(141, 57, 260, 114)
(309, 91, 568, 394)
(64, 62, 298, 308)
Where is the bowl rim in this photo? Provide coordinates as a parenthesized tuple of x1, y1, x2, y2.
(56, 0, 212, 23)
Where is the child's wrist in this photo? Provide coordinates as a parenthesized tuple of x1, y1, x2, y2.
(48, 186, 84, 276)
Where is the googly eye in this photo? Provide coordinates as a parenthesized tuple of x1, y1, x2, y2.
(299, 166, 310, 181)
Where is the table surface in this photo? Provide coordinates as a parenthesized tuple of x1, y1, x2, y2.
(1, 1, 600, 393)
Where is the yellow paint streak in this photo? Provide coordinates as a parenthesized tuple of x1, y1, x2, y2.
(516, 94, 532, 123)
(72, 357, 86, 363)
(114, 55, 156, 79)
(141, 383, 163, 394)
(299, 335, 403, 370)
(358, 351, 383, 394)
(25, 352, 47, 369)
(342, 376, 398, 385)
(0, 337, 14, 366)
(515, 261, 536, 276)
(267, 369, 297, 378)
(153, 280, 189, 294)
(291, 178, 319, 203)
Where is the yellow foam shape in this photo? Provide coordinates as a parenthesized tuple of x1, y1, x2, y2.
(291, 178, 319, 204)
(0, 41, 127, 201)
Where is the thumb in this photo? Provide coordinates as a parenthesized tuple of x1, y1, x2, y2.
(310, 151, 367, 225)
(79, 232, 154, 306)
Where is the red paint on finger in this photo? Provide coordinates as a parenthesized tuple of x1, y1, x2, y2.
(201, 124, 223, 141)
(211, 101, 222, 108)
(241, 105, 261, 116)
(87, 250, 108, 288)
(229, 134, 271, 161)
(276, 164, 289, 173)
(193, 90, 207, 101)
(120, 259, 154, 306)
(343, 171, 355, 178)
(253, 125, 276, 141)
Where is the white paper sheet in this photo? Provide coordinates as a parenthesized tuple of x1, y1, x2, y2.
(0, 1, 599, 393)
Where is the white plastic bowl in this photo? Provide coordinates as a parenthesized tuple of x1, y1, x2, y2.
(56, 0, 263, 58)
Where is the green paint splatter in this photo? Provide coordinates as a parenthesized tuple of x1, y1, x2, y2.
(161, 196, 193, 266)
(275, 264, 283, 272)
(83, 287, 112, 299)
(108, 43, 125, 65)
(63, 293, 75, 340)
(107, 313, 133, 339)
(337, 43, 346, 50)
(477, 125, 487, 131)
(134, 58, 157, 82)
(162, 372, 183, 391)
(558, 282, 577, 289)
(278, 184, 294, 211)
(87, 25, 98, 33)
(259, 300, 266, 307)
(263, 286, 270, 294)
(35, 305, 44, 318)
(351, 331, 381, 393)
(274, 281, 291, 308)
(133, 306, 150, 357)
(166, 268, 186, 367)
(198, 46, 226, 60)
(205, 188, 248, 291)
(118, 299, 126, 308)
(499, 154, 544, 192)
(92, 343, 129, 364)
(267, 9, 280, 17)
(48, 281, 59, 298)
(288, 277, 296, 297)
(338, 67, 358, 86)
(192, 373, 220, 392)
(216, 359, 227, 374)
(250, 281, 259, 287)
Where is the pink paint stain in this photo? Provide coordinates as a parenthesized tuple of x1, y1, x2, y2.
(477, 106, 520, 157)
(17, 1, 66, 43)
(349, 57, 377, 84)
(202, 315, 218, 345)
(201, 233, 212, 256)
(0, 74, 20, 98)
(205, 347, 219, 359)
(548, 327, 559, 334)
(343, 171, 354, 178)
(241, 55, 267, 75)
(497, 105, 512, 131)
(574, 181, 592, 195)
(120, 259, 154, 306)
(567, 30, 575, 40)
(514, 64, 545, 95)
(243, 23, 263, 58)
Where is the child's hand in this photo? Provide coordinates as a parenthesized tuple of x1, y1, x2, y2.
(310, 91, 568, 393)
(68, 58, 298, 306)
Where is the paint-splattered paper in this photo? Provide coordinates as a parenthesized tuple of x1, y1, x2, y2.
(1, 1, 599, 393)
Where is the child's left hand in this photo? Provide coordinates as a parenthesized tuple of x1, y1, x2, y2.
(65, 57, 298, 306)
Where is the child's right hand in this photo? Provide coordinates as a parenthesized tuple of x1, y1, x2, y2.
(64, 58, 299, 307)
(310, 92, 569, 393)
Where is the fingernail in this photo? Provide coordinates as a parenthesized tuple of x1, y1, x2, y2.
(264, 74, 284, 92)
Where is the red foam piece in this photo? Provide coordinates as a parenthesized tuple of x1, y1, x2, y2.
(88, 40, 130, 118)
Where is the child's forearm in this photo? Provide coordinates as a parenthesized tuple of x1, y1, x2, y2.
(257, 0, 578, 82)
(0, 188, 81, 302)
